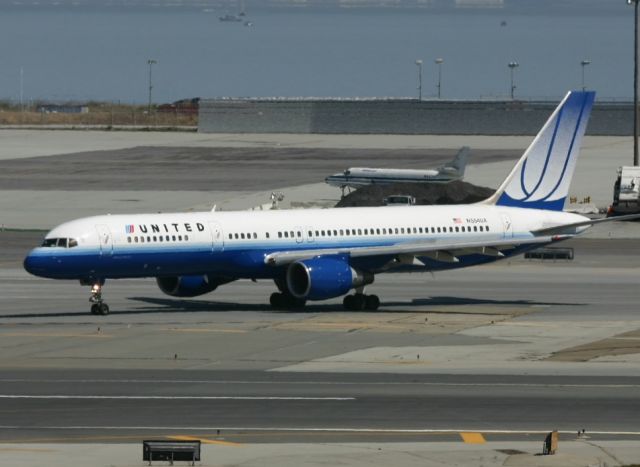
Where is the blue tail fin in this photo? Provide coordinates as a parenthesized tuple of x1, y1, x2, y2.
(486, 91, 595, 211)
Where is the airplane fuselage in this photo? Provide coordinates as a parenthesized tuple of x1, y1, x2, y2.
(24, 205, 586, 283)
(325, 167, 460, 188)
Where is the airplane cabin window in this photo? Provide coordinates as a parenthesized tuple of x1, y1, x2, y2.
(455, 227, 459, 232)
(172, 235, 176, 241)
(228, 234, 233, 240)
(134, 237, 139, 243)
(140, 237, 145, 243)
(333, 230, 337, 236)
(278, 232, 282, 238)
(153, 236, 157, 241)
(266, 232, 270, 239)
(127, 237, 132, 243)
(166, 235, 170, 241)
(241, 233, 245, 239)
(357, 229, 362, 235)
(185, 235, 189, 241)
(253, 233, 257, 239)
(298, 231, 302, 238)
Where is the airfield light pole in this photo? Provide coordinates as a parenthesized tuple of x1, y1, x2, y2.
(435, 58, 444, 99)
(508, 61, 519, 100)
(19, 67, 24, 114)
(415, 59, 423, 100)
(147, 59, 157, 114)
(630, 0, 640, 166)
(580, 59, 591, 91)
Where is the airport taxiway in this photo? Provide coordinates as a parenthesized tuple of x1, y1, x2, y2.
(1, 130, 640, 466)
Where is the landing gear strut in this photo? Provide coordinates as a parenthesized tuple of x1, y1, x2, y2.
(343, 293, 380, 311)
(89, 283, 109, 315)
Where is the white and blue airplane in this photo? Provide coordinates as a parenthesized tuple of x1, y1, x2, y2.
(325, 146, 471, 191)
(23, 91, 637, 315)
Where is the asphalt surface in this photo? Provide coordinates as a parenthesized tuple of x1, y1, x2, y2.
(1, 133, 639, 457)
(2, 229, 640, 444)
(0, 147, 518, 191)
(0, 370, 638, 443)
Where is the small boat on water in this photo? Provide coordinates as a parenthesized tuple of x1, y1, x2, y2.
(219, 14, 243, 22)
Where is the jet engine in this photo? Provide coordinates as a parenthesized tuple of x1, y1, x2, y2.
(286, 256, 373, 301)
(156, 275, 231, 298)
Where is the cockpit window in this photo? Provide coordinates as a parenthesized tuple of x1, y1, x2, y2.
(41, 238, 79, 248)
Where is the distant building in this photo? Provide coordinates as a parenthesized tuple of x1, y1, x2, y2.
(455, 0, 503, 7)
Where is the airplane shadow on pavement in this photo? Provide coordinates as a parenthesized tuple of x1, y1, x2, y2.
(0, 295, 582, 319)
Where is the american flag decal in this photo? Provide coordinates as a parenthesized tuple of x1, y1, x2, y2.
(125, 224, 135, 234)
(453, 218, 462, 224)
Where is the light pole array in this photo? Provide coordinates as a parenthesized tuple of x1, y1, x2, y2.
(580, 59, 591, 91)
(630, 0, 639, 166)
(508, 61, 519, 99)
(147, 59, 157, 114)
(415, 59, 423, 100)
(435, 58, 444, 99)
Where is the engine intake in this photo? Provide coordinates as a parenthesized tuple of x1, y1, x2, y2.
(156, 275, 231, 298)
(286, 255, 373, 301)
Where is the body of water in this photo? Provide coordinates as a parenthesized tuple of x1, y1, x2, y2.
(0, 3, 633, 103)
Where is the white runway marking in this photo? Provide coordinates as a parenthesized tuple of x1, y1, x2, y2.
(0, 395, 354, 401)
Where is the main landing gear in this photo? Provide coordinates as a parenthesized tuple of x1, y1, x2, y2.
(89, 283, 109, 315)
(343, 293, 380, 311)
(270, 292, 306, 310)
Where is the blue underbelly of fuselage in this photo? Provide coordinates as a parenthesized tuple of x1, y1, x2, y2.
(24, 239, 541, 282)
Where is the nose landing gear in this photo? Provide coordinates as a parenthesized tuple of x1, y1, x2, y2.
(89, 283, 109, 315)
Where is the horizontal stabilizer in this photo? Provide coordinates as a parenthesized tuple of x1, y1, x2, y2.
(532, 213, 640, 236)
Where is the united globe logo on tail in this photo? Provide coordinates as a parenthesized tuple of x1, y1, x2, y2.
(495, 91, 595, 211)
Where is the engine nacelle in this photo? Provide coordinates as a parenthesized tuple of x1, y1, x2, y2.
(156, 275, 227, 298)
(286, 255, 373, 301)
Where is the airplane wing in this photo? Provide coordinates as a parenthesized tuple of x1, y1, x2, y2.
(264, 235, 561, 267)
(531, 213, 640, 236)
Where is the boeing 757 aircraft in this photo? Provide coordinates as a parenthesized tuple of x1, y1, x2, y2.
(24, 91, 638, 315)
(325, 146, 470, 192)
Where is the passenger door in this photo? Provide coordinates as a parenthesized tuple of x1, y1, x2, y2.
(500, 213, 513, 239)
(210, 221, 224, 252)
(95, 224, 113, 256)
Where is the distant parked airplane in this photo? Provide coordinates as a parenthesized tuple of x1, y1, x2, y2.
(325, 146, 471, 193)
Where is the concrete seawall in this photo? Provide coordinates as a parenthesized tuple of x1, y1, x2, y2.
(199, 98, 632, 135)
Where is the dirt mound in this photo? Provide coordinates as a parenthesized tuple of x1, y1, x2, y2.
(335, 180, 496, 207)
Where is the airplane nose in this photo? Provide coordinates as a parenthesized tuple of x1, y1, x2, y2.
(23, 250, 47, 276)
